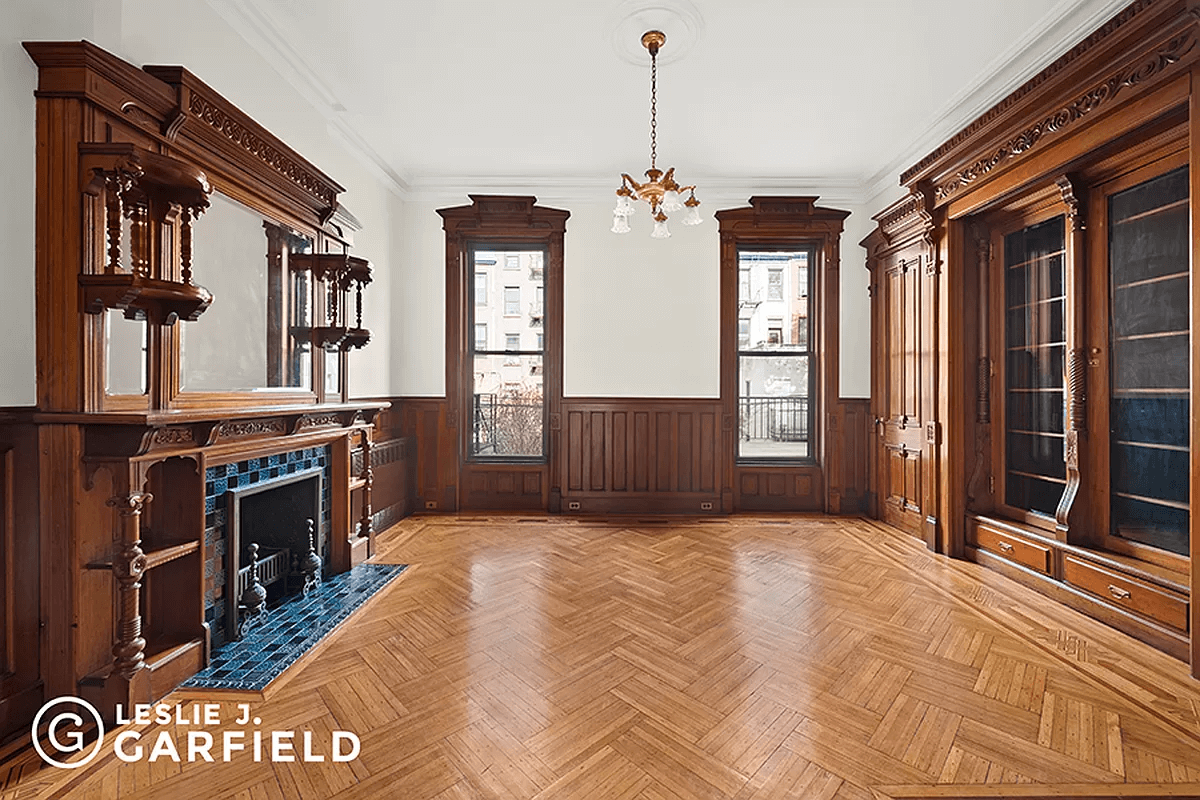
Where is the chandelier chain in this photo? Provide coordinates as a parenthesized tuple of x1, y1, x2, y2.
(649, 47, 657, 171)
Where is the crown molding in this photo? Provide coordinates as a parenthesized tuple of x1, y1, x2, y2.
(860, 0, 1132, 199)
(204, 0, 410, 198)
(206, 0, 1129, 212)
(402, 175, 865, 207)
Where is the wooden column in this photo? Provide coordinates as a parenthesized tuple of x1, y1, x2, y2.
(110, 491, 152, 679)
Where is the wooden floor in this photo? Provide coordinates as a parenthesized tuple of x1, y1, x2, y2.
(8, 515, 1200, 799)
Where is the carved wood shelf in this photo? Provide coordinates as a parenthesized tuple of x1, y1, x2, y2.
(79, 142, 215, 325)
(80, 272, 213, 324)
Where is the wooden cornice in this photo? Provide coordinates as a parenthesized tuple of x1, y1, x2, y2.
(437, 194, 570, 233)
(22, 41, 344, 225)
(900, 0, 1199, 206)
(715, 196, 851, 235)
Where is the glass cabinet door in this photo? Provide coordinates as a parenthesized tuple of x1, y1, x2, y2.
(1003, 216, 1067, 517)
(1108, 166, 1189, 555)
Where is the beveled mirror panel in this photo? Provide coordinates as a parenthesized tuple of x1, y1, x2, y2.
(180, 192, 313, 393)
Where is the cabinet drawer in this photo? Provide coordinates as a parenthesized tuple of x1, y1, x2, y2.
(974, 524, 1051, 575)
(1063, 556, 1189, 632)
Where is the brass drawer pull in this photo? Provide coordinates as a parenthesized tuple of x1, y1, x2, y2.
(1108, 584, 1131, 600)
(996, 542, 1014, 553)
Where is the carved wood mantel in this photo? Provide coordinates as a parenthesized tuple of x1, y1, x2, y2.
(4, 39, 388, 729)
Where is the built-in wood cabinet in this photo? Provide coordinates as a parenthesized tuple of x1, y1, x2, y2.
(867, 0, 1200, 675)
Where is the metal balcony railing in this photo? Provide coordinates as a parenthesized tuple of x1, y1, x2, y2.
(739, 396, 810, 442)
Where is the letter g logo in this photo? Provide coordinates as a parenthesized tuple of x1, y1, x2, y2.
(31, 697, 106, 769)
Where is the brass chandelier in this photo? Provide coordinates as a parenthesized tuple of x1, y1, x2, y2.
(612, 30, 702, 238)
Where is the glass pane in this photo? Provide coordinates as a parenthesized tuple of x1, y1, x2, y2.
(105, 310, 147, 395)
(737, 250, 810, 352)
(1003, 216, 1065, 516)
(325, 351, 340, 397)
(1109, 166, 1189, 555)
(738, 355, 809, 459)
(180, 194, 313, 392)
(471, 354, 543, 458)
(473, 250, 544, 334)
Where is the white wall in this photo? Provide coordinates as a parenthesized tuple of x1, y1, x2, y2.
(390, 196, 874, 400)
(0, 0, 401, 405)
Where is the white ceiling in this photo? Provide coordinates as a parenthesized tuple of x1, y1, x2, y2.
(206, 0, 1133, 204)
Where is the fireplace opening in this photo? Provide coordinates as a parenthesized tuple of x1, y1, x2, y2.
(225, 467, 324, 642)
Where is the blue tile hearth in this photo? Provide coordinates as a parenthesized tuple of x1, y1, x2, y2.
(182, 563, 407, 692)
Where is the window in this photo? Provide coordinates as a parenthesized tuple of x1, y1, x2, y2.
(475, 272, 487, 305)
(456, 241, 552, 460)
(768, 268, 783, 300)
(504, 333, 521, 365)
(440, 197, 566, 489)
(737, 250, 814, 459)
(767, 317, 784, 345)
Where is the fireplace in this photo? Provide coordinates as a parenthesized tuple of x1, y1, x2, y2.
(224, 467, 325, 641)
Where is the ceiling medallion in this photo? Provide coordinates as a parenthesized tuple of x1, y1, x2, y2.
(611, 30, 701, 238)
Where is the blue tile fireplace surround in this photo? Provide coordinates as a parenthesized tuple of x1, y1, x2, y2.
(203, 445, 333, 651)
(193, 443, 408, 691)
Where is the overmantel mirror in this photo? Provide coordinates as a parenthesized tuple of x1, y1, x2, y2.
(85, 160, 372, 410)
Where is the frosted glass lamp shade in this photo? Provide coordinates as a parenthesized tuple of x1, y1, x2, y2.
(682, 205, 703, 226)
(662, 190, 682, 212)
(615, 194, 635, 217)
(651, 219, 671, 239)
(611, 212, 631, 234)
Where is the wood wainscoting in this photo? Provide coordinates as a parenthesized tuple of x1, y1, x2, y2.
(561, 398, 722, 515)
(394, 395, 869, 516)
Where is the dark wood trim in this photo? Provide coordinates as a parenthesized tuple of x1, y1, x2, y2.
(891, 0, 1200, 675)
(437, 196, 568, 513)
(560, 397, 721, 514)
(716, 197, 850, 513)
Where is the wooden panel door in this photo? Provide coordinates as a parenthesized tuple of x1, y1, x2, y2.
(874, 250, 927, 537)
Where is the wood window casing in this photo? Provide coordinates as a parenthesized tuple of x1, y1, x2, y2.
(717, 197, 849, 512)
(438, 196, 568, 511)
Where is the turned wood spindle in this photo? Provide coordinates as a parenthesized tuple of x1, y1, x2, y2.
(355, 280, 364, 330)
(180, 206, 193, 285)
(109, 491, 152, 680)
(131, 203, 150, 277)
(359, 432, 373, 540)
(328, 275, 340, 328)
(106, 175, 122, 274)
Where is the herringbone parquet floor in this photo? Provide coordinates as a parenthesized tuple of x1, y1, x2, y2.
(8, 515, 1200, 799)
